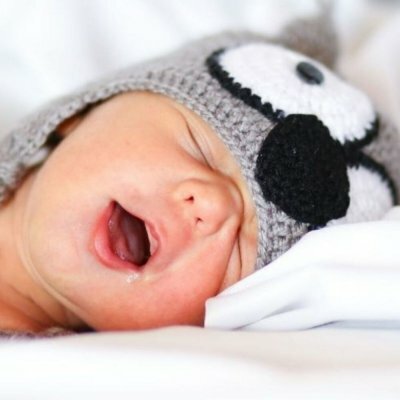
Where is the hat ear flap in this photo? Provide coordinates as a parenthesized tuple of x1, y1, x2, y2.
(277, 2, 338, 69)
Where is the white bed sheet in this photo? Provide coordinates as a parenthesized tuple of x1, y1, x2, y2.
(1, 327, 400, 399)
(1, 1, 400, 399)
(206, 208, 400, 331)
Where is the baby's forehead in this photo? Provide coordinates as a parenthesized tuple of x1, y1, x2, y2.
(53, 92, 171, 135)
(51, 91, 230, 167)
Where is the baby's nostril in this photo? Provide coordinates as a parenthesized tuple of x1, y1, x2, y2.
(296, 61, 324, 85)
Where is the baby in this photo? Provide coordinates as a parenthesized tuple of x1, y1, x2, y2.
(1, 16, 400, 334)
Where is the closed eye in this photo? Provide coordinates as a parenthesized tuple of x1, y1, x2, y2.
(185, 120, 213, 168)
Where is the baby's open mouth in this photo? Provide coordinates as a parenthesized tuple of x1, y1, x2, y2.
(108, 202, 151, 266)
(93, 201, 159, 272)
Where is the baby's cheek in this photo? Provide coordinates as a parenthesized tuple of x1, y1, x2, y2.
(84, 258, 226, 331)
(118, 241, 234, 329)
(160, 266, 223, 325)
(136, 264, 224, 329)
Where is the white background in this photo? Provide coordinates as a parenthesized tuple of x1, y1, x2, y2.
(1, 0, 400, 136)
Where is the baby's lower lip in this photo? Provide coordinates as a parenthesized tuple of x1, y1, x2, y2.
(92, 202, 146, 272)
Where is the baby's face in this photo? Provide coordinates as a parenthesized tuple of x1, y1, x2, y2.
(19, 91, 258, 330)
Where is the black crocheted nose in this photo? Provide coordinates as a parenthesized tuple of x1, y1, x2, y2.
(296, 61, 324, 85)
(255, 114, 350, 226)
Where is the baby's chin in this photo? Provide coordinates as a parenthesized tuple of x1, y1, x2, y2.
(55, 244, 231, 332)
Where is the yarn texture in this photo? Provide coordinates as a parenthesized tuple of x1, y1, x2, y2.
(1, 14, 400, 269)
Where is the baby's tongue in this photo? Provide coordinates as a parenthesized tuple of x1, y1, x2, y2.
(108, 202, 150, 266)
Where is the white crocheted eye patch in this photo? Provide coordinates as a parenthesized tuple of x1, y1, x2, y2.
(216, 42, 376, 145)
(207, 41, 396, 227)
(328, 165, 393, 225)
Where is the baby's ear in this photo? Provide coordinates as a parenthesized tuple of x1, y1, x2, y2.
(277, 1, 338, 69)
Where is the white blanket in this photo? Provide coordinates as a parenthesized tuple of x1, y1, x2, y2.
(199, 1, 400, 333)
(2, 327, 400, 399)
(206, 208, 400, 330)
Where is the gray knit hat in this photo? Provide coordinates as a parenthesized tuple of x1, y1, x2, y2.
(1, 12, 400, 269)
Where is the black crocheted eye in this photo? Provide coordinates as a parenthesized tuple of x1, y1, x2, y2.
(255, 114, 349, 226)
(296, 61, 324, 85)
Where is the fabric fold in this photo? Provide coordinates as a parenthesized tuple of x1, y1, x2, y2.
(205, 207, 400, 330)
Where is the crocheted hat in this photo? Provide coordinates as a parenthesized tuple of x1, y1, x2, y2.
(1, 11, 400, 269)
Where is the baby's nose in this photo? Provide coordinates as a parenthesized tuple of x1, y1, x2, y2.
(173, 178, 242, 237)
